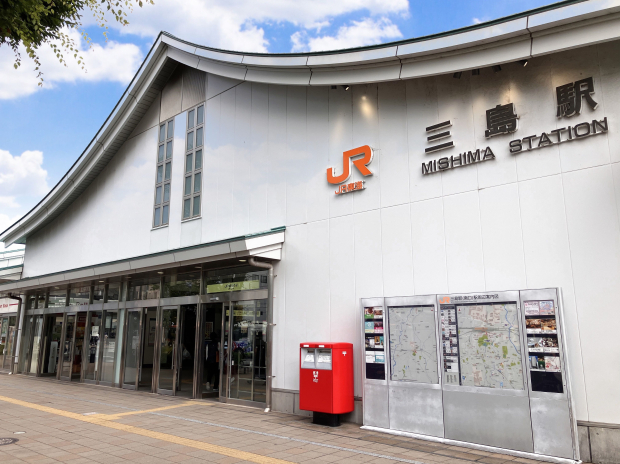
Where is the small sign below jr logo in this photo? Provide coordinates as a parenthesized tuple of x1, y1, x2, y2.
(313, 370, 319, 383)
(327, 145, 374, 195)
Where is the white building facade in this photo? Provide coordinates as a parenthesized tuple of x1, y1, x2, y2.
(2, 1, 620, 462)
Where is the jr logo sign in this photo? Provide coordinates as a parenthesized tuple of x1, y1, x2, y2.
(327, 145, 374, 195)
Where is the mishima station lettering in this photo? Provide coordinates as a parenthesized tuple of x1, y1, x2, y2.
(509, 117, 609, 153)
(421, 76, 607, 175)
(422, 147, 495, 175)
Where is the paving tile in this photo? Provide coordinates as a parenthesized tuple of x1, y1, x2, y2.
(0, 375, 568, 464)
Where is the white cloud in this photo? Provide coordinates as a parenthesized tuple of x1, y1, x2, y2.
(0, 149, 49, 197)
(291, 17, 403, 52)
(472, 17, 490, 25)
(95, 0, 409, 51)
(0, 28, 143, 100)
(1, 1, 409, 99)
(0, 149, 49, 233)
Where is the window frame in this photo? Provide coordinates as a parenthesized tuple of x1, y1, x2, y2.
(182, 104, 204, 221)
(153, 118, 174, 228)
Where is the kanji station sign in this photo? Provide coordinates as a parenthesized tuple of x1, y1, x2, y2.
(420, 76, 608, 175)
(325, 77, 610, 187)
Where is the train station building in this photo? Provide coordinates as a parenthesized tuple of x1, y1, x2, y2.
(1, 1, 620, 462)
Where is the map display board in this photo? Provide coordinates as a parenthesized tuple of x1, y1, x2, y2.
(456, 303, 524, 389)
(524, 300, 563, 393)
(364, 306, 385, 380)
(388, 306, 438, 384)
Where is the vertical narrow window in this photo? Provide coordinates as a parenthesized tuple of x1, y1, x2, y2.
(183, 104, 204, 220)
(154, 119, 173, 227)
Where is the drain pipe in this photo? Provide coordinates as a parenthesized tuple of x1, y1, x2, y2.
(248, 257, 274, 413)
(6, 293, 22, 374)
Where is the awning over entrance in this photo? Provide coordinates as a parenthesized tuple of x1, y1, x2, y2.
(0, 227, 284, 294)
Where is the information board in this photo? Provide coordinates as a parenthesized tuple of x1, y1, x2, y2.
(440, 305, 460, 385)
(388, 306, 438, 383)
(524, 299, 563, 393)
(364, 306, 385, 380)
(362, 289, 576, 461)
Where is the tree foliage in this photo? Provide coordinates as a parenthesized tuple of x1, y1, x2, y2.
(0, 0, 152, 84)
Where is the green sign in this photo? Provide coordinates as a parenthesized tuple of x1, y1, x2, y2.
(206, 280, 260, 293)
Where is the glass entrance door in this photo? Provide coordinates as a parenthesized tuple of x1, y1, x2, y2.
(83, 312, 102, 383)
(29, 316, 44, 375)
(3, 317, 16, 371)
(41, 315, 63, 376)
(201, 303, 223, 398)
(99, 311, 118, 385)
(60, 314, 76, 380)
(157, 306, 179, 394)
(0, 317, 7, 369)
(123, 310, 143, 390)
(222, 300, 268, 405)
(176, 305, 197, 398)
(72, 313, 86, 380)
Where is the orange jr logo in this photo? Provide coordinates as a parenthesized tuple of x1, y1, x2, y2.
(439, 296, 451, 304)
(326, 145, 374, 185)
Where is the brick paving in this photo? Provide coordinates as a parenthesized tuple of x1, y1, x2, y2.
(0, 374, 582, 464)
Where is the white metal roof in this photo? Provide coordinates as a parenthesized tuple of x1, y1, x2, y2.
(1, 0, 619, 247)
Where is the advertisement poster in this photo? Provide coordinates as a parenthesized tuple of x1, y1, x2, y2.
(524, 301, 540, 316)
(374, 321, 383, 333)
(526, 318, 542, 333)
(528, 337, 559, 353)
(365, 321, 375, 333)
(529, 355, 546, 371)
(545, 356, 561, 372)
(541, 319, 557, 332)
(539, 300, 555, 316)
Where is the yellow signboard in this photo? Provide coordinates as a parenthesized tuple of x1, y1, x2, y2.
(206, 280, 260, 293)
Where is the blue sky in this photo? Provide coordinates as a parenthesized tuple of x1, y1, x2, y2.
(0, 0, 562, 241)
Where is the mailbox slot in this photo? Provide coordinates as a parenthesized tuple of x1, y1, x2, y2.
(301, 347, 316, 369)
(316, 349, 332, 370)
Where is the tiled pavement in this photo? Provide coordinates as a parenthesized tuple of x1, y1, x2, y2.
(0, 375, 581, 464)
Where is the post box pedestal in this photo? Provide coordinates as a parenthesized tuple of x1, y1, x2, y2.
(313, 411, 340, 427)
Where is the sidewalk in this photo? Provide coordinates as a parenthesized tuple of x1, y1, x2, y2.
(0, 375, 579, 464)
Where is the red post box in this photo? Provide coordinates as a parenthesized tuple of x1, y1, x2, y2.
(299, 342, 354, 426)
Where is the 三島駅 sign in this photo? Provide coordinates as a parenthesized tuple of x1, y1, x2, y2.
(420, 76, 609, 175)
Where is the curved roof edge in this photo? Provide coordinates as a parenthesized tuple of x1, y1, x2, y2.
(164, 0, 590, 58)
(2, 0, 620, 247)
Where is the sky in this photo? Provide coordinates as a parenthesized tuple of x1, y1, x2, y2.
(0, 0, 564, 248)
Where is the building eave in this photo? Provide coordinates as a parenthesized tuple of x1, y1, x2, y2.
(2, 0, 620, 246)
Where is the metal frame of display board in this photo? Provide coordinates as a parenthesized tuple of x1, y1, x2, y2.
(360, 288, 579, 464)
(519, 288, 579, 460)
(360, 297, 388, 429)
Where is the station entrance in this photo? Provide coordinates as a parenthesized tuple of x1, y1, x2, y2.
(119, 295, 268, 406)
